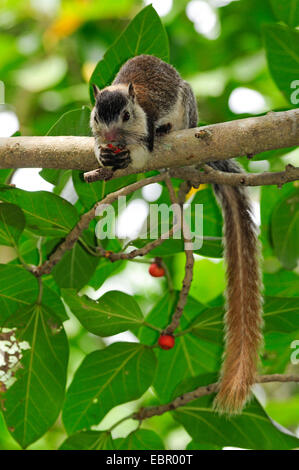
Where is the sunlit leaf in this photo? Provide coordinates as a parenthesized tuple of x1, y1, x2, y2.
(89, 5, 169, 102)
(63, 342, 157, 434)
(3, 305, 69, 448)
(62, 289, 144, 336)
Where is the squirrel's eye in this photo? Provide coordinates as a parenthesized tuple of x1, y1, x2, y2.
(123, 111, 130, 122)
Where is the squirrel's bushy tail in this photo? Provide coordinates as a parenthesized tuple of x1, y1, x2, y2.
(210, 160, 263, 414)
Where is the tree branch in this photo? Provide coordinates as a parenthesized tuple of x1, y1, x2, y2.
(0, 109, 298, 176)
(32, 173, 167, 277)
(164, 177, 194, 335)
(133, 374, 299, 420)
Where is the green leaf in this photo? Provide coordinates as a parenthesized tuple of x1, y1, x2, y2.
(133, 187, 223, 258)
(40, 107, 91, 187)
(3, 305, 69, 448)
(47, 106, 91, 137)
(88, 258, 123, 290)
(271, 188, 299, 269)
(62, 289, 144, 336)
(116, 429, 164, 450)
(0, 185, 79, 237)
(173, 375, 299, 450)
(72, 170, 138, 210)
(60, 431, 114, 450)
(270, 0, 299, 27)
(63, 342, 157, 434)
(264, 270, 299, 297)
(89, 5, 169, 102)
(0, 265, 38, 322)
(263, 24, 299, 105)
(0, 203, 25, 247)
(263, 296, 299, 333)
(260, 184, 294, 258)
(187, 440, 221, 450)
(52, 241, 99, 290)
(191, 296, 299, 338)
(42, 283, 68, 322)
(139, 294, 222, 403)
(189, 306, 224, 343)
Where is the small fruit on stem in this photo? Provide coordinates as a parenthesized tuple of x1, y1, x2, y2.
(149, 263, 165, 277)
(158, 334, 175, 350)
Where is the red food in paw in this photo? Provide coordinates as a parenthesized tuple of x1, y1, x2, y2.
(158, 334, 175, 350)
(149, 263, 165, 277)
(107, 143, 122, 154)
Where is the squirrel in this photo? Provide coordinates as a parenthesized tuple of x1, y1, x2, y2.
(90, 54, 263, 415)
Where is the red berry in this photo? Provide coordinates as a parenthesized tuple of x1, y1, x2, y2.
(107, 143, 114, 149)
(149, 263, 165, 277)
(158, 334, 175, 350)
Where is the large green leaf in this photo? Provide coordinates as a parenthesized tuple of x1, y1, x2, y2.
(260, 184, 294, 258)
(72, 170, 138, 211)
(139, 294, 222, 403)
(0, 203, 25, 247)
(42, 283, 68, 322)
(40, 107, 91, 188)
(52, 241, 99, 290)
(88, 258, 123, 290)
(189, 296, 299, 338)
(271, 188, 299, 269)
(263, 24, 299, 104)
(116, 429, 164, 450)
(270, 0, 299, 27)
(60, 431, 114, 450)
(264, 270, 299, 297)
(62, 342, 157, 434)
(62, 289, 144, 336)
(3, 305, 69, 448)
(0, 185, 79, 237)
(133, 187, 223, 258)
(47, 106, 91, 137)
(263, 296, 299, 333)
(173, 376, 299, 450)
(89, 5, 169, 102)
(0, 265, 38, 322)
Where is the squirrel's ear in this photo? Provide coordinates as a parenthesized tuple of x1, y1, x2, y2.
(128, 82, 135, 100)
(92, 84, 100, 98)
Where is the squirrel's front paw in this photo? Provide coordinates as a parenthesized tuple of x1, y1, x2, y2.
(99, 145, 131, 171)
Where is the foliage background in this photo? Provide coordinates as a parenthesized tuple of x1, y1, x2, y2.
(0, 0, 298, 450)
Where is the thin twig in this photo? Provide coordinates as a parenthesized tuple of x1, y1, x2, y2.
(163, 176, 194, 335)
(133, 374, 299, 420)
(169, 164, 299, 188)
(32, 173, 167, 277)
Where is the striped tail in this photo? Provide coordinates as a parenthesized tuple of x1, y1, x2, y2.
(210, 160, 263, 414)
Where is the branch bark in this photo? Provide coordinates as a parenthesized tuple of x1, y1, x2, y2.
(0, 109, 298, 175)
(133, 374, 299, 421)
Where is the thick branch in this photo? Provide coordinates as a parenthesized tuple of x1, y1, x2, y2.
(133, 374, 299, 420)
(0, 109, 298, 175)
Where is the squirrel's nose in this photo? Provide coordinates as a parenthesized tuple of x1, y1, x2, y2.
(103, 129, 119, 142)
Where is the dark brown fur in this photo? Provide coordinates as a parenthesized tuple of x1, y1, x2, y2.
(113, 55, 182, 122)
